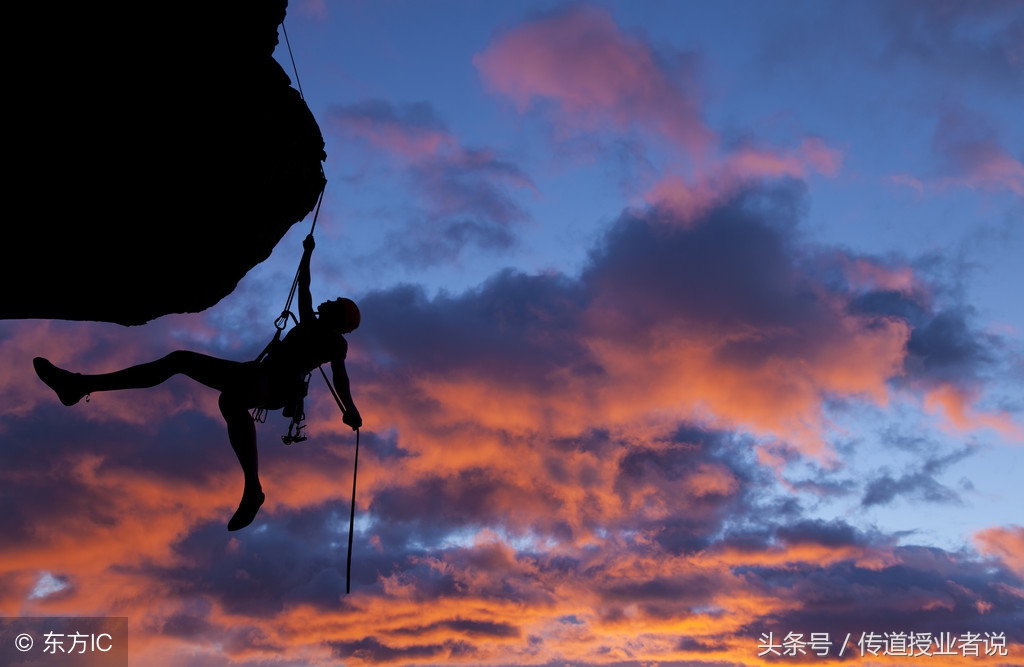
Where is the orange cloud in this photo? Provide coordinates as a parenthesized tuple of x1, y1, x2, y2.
(974, 525, 1024, 576)
(923, 383, 1023, 441)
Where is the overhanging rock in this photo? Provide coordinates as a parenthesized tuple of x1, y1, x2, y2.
(3, 0, 326, 325)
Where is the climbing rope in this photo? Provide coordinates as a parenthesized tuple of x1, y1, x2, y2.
(319, 365, 361, 594)
(255, 18, 361, 594)
(279, 185, 326, 329)
(280, 20, 305, 101)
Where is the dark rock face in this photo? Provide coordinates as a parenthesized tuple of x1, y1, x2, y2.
(3, 0, 325, 325)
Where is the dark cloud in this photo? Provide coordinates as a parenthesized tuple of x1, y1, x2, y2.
(387, 618, 520, 639)
(328, 636, 448, 663)
(877, 0, 1024, 87)
(749, 544, 1024, 642)
(161, 609, 212, 639)
(329, 99, 535, 265)
(584, 188, 811, 336)
(877, 425, 938, 453)
(135, 508, 359, 617)
(775, 519, 871, 549)
(381, 147, 535, 266)
(358, 269, 591, 387)
(861, 472, 960, 507)
(370, 467, 546, 532)
(330, 99, 450, 136)
(846, 289, 927, 322)
(846, 286, 997, 391)
(758, 1, 1023, 91)
(676, 637, 729, 653)
(360, 185, 825, 378)
(613, 428, 763, 555)
(861, 445, 977, 507)
(788, 477, 858, 499)
(413, 149, 533, 224)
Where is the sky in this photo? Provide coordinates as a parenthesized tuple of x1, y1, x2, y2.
(1, 1, 1023, 665)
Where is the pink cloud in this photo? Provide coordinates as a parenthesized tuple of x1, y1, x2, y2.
(889, 172, 926, 194)
(297, 0, 328, 21)
(333, 117, 454, 162)
(644, 138, 844, 223)
(728, 137, 842, 180)
(474, 6, 715, 156)
(839, 255, 923, 296)
(895, 106, 1024, 197)
(474, 6, 847, 212)
(939, 143, 1024, 195)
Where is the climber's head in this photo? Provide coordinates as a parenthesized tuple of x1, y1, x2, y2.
(318, 298, 360, 334)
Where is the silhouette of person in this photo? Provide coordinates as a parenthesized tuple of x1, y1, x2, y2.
(33, 234, 362, 531)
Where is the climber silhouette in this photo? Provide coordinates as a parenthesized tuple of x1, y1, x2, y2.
(33, 234, 361, 531)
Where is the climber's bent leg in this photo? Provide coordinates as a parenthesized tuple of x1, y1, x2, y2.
(221, 391, 265, 531)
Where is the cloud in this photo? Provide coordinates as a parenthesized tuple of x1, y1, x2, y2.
(355, 184, 1020, 465)
(645, 138, 844, 222)
(932, 106, 1024, 195)
(844, 284, 1021, 440)
(2, 187, 1021, 664)
(296, 0, 328, 22)
(974, 525, 1024, 577)
(329, 100, 535, 264)
(757, 1, 1022, 93)
(331, 100, 455, 161)
(890, 105, 1024, 197)
(877, 0, 1024, 88)
(475, 6, 845, 224)
(860, 445, 975, 507)
(474, 5, 714, 156)
(750, 542, 1023, 649)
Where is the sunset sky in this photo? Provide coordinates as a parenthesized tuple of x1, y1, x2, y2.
(2, 1, 1022, 665)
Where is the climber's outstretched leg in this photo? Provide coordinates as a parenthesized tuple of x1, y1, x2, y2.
(34, 351, 245, 406)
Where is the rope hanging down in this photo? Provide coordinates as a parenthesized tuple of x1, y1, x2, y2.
(319, 365, 361, 595)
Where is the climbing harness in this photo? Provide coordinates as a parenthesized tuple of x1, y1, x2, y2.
(250, 308, 311, 444)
